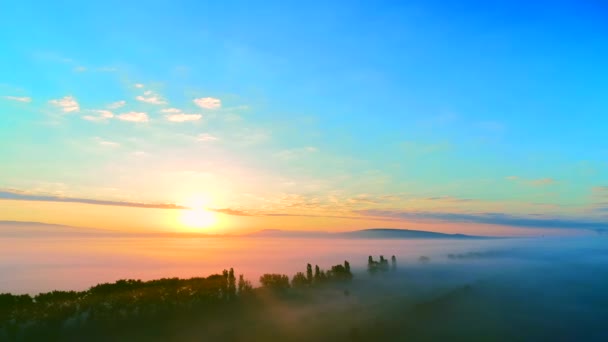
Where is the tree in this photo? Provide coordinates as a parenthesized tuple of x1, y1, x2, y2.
(222, 269, 229, 298)
(238, 274, 252, 295)
(306, 263, 313, 284)
(344, 260, 351, 274)
(329, 263, 353, 281)
(291, 272, 308, 287)
(391, 255, 397, 271)
(314, 265, 321, 282)
(228, 268, 236, 298)
(368, 256, 377, 274)
(259, 274, 290, 291)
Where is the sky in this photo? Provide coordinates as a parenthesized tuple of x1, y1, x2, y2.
(1, 0, 607, 235)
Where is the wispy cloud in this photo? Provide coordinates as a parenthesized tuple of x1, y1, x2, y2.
(134, 83, 144, 88)
(161, 108, 201, 122)
(117, 111, 148, 122)
(355, 209, 608, 230)
(506, 176, 556, 186)
(166, 113, 202, 122)
(135, 90, 166, 105)
(194, 97, 221, 109)
(0, 189, 187, 210)
(82, 110, 114, 122)
(49, 95, 79, 112)
(73, 66, 87, 72)
(107, 100, 126, 109)
(4, 96, 32, 103)
(209, 208, 252, 216)
(197, 133, 218, 142)
(161, 108, 181, 114)
(94, 137, 120, 147)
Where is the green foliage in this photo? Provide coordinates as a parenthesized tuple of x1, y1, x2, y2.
(368, 255, 391, 274)
(306, 263, 313, 284)
(259, 274, 290, 291)
(238, 274, 253, 295)
(291, 272, 308, 287)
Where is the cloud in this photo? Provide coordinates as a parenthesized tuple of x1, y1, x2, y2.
(209, 208, 252, 216)
(425, 196, 473, 202)
(592, 186, 608, 196)
(4, 96, 32, 103)
(74, 66, 87, 72)
(196, 133, 218, 142)
(49, 96, 79, 112)
(194, 97, 221, 109)
(134, 83, 144, 88)
(82, 110, 114, 122)
(136, 93, 166, 105)
(0, 189, 188, 210)
(506, 176, 556, 186)
(159, 107, 202, 122)
(95, 137, 120, 147)
(117, 112, 148, 122)
(166, 113, 202, 122)
(107, 100, 126, 109)
(355, 209, 608, 230)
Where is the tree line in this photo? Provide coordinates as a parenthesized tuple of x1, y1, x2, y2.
(0, 256, 395, 340)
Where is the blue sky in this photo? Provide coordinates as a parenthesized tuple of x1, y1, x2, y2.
(1, 0, 607, 234)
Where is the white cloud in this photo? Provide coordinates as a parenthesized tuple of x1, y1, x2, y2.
(134, 83, 144, 88)
(161, 108, 181, 113)
(107, 100, 126, 109)
(136, 91, 166, 105)
(95, 137, 120, 147)
(82, 110, 114, 122)
(117, 111, 148, 122)
(49, 95, 79, 112)
(4, 96, 32, 103)
(74, 66, 87, 72)
(194, 97, 221, 109)
(197, 133, 218, 142)
(166, 113, 202, 122)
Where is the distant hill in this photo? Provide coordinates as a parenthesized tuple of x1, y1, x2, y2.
(0, 221, 123, 237)
(246, 228, 485, 239)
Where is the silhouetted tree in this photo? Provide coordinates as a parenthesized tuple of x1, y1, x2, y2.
(222, 269, 229, 298)
(391, 255, 397, 271)
(238, 274, 252, 295)
(368, 256, 377, 274)
(228, 268, 236, 298)
(314, 265, 321, 282)
(306, 263, 313, 284)
(329, 263, 353, 280)
(259, 274, 290, 291)
(291, 272, 308, 287)
(344, 260, 351, 274)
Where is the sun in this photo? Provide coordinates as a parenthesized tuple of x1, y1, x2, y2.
(181, 208, 216, 229)
(179, 195, 217, 230)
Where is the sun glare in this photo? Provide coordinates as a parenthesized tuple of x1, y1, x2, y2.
(181, 208, 216, 230)
(180, 195, 216, 230)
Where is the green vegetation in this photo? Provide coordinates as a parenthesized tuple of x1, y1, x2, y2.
(0, 259, 358, 341)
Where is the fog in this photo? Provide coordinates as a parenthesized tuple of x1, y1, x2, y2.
(0, 235, 553, 294)
(2, 235, 608, 340)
